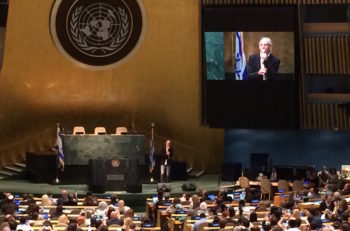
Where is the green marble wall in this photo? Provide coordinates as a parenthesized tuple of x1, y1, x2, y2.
(62, 135, 145, 165)
(205, 32, 225, 80)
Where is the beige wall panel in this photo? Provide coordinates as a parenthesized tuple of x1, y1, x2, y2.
(0, 0, 224, 171)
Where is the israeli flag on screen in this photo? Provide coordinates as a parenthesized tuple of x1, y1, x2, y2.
(235, 32, 247, 80)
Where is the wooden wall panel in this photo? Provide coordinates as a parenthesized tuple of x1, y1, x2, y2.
(0, 0, 224, 171)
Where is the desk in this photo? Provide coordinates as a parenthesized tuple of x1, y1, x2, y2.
(63, 134, 145, 165)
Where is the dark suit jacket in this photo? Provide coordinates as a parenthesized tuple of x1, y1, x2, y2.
(160, 147, 173, 165)
(247, 53, 280, 80)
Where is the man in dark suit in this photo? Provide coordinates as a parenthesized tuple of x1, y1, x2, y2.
(160, 140, 173, 183)
(247, 37, 280, 80)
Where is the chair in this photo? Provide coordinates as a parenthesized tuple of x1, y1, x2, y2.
(260, 178, 272, 201)
(73, 126, 85, 135)
(292, 180, 304, 192)
(278, 179, 290, 192)
(94, 127, 106, 135)
(238, 176, 250, 189)
(116, 127, 128, 135)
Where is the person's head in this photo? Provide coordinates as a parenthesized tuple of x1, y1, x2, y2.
(61, 190, 68, 198)
(192, 194, 200, 204)
(118, 200, 125, 208)
(67, 222, 78, 231)
(124, 208, 134, 219)
(165, 140, 171, 147)
(334, 191, 341, 200)
(41, 194, 51, 206)
(213, 215, 221, 223)
(187, 209, 195, 217)
(344, 183, 350, 190)
(259, 37, 272, 54)
(19, 216, 27, 225)
(164, 193, 171, 200)
(219, 220, 226, 229)
(288, 219, 297, 229)
(58, 214, 69, 224)
(262, 220, 271, 231)
(322, 165, 327, 172)
(199, 202, 207, 211)
(110, 211, 120, 219)
(98, 201, 108, 211)
(340, 223, 350, 231)
(110, 194, 117, 204)
(107, 207, 115, 219)
(76, 215, 85, 226)
(292, 209, 301, 220)
(249, 212, 257, 222)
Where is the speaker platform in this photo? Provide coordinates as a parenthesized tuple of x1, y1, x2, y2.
(126, 184, 142, 193)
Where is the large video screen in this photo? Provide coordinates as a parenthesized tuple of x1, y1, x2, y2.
(205, 32, 294, 81)
(202, 6, 300, 129)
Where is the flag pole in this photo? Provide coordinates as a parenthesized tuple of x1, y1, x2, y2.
(149, 122, 155, 182)
(55, 123, 60, 184)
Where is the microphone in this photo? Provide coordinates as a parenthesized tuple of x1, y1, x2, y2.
(260, 52, 267, 81)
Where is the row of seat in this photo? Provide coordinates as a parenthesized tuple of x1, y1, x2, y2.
(237, 176, 306, 201)
(73, 126, 128, 135)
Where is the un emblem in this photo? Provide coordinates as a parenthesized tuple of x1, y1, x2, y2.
(50, 0, 146, 69)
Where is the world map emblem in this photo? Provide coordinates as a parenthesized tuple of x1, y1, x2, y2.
(50, 0, 146, 69)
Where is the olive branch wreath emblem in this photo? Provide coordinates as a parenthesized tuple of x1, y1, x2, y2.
(69, 6, 130, 54)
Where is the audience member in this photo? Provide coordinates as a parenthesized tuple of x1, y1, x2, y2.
(106, 211, 123, 226)
(193, 213, 207, 231)
(318, 165, 330, 187)
(41, 194, 53, 206)
(16, 216, 32, 231)
(83, 191, 98, 206)
(117, 200, 130, 215)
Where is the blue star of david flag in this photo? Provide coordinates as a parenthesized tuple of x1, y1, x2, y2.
(149, 135, 155, 172)
(235, 32, 247, 80)
(56, 126, 64, 172)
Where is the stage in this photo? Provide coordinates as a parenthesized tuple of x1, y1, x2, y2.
(0, 174, 233, 212)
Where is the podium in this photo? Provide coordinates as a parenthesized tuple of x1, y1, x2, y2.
(89, 158, 141, 192)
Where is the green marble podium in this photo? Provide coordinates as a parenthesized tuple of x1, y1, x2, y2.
(62, 134, 145, 166)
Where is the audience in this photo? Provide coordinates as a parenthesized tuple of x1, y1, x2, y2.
(3, 165, 350, 231)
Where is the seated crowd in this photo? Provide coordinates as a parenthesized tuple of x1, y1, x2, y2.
(0, 191, 142, 231)
(1, 165, 350, 231)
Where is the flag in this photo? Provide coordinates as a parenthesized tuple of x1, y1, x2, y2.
(235, 32, 247, 80)
(56, 126, 64, 172)
(149, 132, 155, 173)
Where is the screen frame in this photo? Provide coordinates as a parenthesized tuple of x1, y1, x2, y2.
(201, 5, 301, 129)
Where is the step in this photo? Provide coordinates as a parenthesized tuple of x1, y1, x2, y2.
(4, 166, 24, 173)
(14, 162, 26, 168)
(0, 169, 16, 176)
(188, 170, 205, 178)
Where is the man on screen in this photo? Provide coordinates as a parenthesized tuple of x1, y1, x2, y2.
(247, 37, 280, 80)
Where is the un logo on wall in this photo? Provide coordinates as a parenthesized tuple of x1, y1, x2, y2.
(50, 0, 146, 70)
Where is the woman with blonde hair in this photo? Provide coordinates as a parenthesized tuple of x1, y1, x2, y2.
(41, 194, 53, 206)
(291, 209, 301, 220)
(122, 217, 133, 231)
